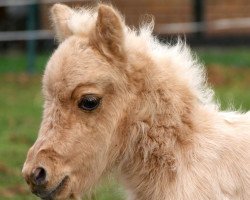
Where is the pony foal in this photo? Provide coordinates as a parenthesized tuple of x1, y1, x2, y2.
(22, 3, 250, 200)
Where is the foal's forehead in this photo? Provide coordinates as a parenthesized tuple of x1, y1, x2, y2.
(43, 37, 114, 98)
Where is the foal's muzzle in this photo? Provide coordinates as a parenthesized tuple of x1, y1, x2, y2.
(22, 144, 69, 199)
(22, 165, 48, 193)
(22, 163, 69, 199)
(29, 167, 47, 186)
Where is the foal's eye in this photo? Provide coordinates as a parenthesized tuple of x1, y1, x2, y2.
(78, 95, 101, 111)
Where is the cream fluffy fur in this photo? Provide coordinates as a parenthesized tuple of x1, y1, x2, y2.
(22, 3, 250, 200)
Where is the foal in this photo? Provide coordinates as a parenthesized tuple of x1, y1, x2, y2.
(22, 3, 250, 200)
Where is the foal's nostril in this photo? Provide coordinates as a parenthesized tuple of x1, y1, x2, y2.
(32, 167, 47, 186)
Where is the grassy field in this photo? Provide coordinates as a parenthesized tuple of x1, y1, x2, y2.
(0, 48, 250, 199)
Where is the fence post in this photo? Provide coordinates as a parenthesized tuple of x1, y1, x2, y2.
(194, 0, 205, 38)
(26, 3, 38, 74)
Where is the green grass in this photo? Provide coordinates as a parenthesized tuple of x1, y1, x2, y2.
(197, 48, 250, 67)
(0, 54, 49, 73)
(215, 87, 250, 111)
(0, 48, 250, 199)
(0, 74, 42, 199)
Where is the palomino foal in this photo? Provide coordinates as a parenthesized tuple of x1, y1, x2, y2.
(22, 3, 250, 200)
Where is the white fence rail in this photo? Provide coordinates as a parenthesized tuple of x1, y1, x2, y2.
(156, 18, 250, 34)
(0, 0, 92, 7)
(0, 30, 53, 41)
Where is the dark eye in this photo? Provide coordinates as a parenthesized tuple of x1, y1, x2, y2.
(78, 95, 101, 111)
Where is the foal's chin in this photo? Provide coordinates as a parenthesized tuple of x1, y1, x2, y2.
(31, 176, 77, 200)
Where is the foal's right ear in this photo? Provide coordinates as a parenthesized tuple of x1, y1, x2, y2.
(50, 4, 73, 42)
(91, 4, 125, 60)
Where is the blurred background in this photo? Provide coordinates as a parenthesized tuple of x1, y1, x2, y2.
(0, 0, 250, 199)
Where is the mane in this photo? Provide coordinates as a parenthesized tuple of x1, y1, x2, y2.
(125, 24, 215, 106)
(67, 7, 215, 107)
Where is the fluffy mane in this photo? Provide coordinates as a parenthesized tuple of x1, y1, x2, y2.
(125, 25, 214, 105)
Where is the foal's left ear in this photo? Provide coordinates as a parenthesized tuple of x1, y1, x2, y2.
(51, 4, 73, 42)
(91, 4, 125, 60)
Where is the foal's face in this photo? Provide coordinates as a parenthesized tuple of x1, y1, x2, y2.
(22, 4, 130, 199)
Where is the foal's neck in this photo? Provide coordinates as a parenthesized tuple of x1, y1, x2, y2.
(119, 61, 201, 199)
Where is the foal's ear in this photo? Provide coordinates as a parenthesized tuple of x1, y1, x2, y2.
(50, 4, 73, 42)
(92, 4, 125, 60)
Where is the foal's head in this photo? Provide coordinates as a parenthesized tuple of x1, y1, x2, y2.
(22, 4, 134, 199)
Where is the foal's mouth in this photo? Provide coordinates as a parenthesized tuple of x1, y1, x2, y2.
(33, 176, 69, 200)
